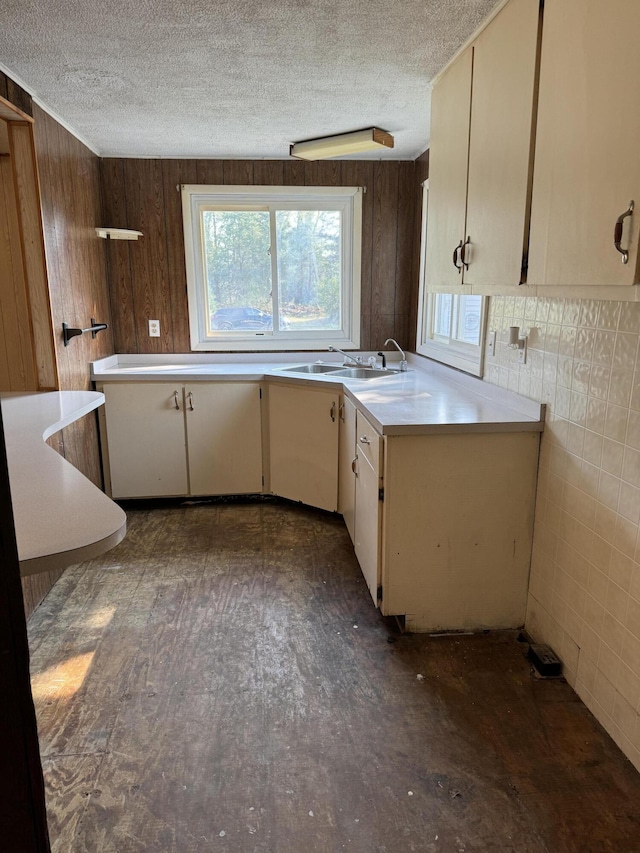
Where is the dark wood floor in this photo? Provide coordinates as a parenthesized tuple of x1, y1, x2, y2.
(27, 500, 640, 852)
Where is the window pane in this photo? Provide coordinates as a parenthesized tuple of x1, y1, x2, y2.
(276, 210, 341, 331)
(454, 295, 482, 344)
(202, 210, 273, 332)
(433, 294, 452, 338)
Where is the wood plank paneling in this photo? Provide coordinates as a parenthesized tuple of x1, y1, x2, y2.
(162, 160, 199, 353)
(0, 152, 37, 390)
(124, 159, 173, 353)
(9, 122, 58, 390)
(100, 158, 136, 353)
(102, 158, 418, 355)
(26, 104, 113, 619)
(342, 161, 374, 350)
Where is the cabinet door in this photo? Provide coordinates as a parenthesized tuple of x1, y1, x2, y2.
(528, 0, 640, 287)
(464, 0, 541, 288)
(425, 47, 473, 292)
(103, 383, 188, 498)
(338, 396, 356, 542)
(354, 411, 383, 604)
(185, 383, 263, 496)
(268, 383, 339, 512)
(354, 453, 382, 605)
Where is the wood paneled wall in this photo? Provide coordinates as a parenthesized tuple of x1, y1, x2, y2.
(101, 158, 418, 353)
(20, 105, 113, 618)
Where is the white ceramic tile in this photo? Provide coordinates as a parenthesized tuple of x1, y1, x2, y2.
(604, 403, 629, 442)
(601, 439, 624, 477)
(614, 333, 639, 369)
(597, 302, 621, 331)
(618, 304, 640, 334)
(483, 296, 640, 772)
(593, 329, 616, 367)
(575, 327, 596, 362)
(583, 430, 603, 466)
(608, 368, 633, 407)
(579, 300, 600, 329)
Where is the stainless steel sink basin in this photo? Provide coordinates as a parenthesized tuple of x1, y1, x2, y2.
(333, 367, 400, 380)
(280, 363, 344, 374)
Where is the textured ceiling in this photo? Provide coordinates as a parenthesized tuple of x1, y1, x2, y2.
(0, 0, 499, 159)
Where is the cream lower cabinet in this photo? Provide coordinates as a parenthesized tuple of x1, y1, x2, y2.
(346, 419, 540, 632)
(338, 396, 356, 541)
(268, 383, 339, 512)
(353, 411, 383, 605)
(102, 382, 262, 499)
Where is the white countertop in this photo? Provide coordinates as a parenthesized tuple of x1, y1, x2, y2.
(1, 391, 127, 576)
(92, 353, 544, 436)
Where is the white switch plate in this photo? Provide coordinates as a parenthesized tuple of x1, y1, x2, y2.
(149, 319, 160, 337)
(488, 330, 496, 357)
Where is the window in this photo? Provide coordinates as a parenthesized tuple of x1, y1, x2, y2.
(182, 185, 362, 351)
(416, 181, 487, 376)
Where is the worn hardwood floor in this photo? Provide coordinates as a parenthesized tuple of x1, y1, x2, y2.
(27, 500, 640, 852)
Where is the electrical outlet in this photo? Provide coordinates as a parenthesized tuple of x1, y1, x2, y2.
(149, 319, 160, 337)
(488, 330, 496, 357)
(518, 337, 528, 364)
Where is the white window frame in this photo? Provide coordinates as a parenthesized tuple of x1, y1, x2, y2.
(416, 181, 487, 377)
(182, 185, 362, 352)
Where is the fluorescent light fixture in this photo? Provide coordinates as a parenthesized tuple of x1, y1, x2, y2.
(290, 127, 394, 160)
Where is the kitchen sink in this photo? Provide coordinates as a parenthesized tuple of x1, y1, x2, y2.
(333, 367, 400, 380)
(280, 363, 344, 374)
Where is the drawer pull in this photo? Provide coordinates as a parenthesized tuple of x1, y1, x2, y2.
(614, 200, 634, 264)
(187, 391, 194, 411)
(359, 435, 371, 445)
(173, 390, 180, 410)
(351, 457, 358, 476)
(330, 402, 336, 422)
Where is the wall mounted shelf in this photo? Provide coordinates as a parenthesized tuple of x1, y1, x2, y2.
(95, 227, 143, 240)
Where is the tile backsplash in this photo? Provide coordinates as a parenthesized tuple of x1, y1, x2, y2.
(485, 296, 640, 773)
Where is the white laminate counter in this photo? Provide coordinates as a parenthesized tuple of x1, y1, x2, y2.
(91, 353, 545, 436)
(1, 391, 127, 576)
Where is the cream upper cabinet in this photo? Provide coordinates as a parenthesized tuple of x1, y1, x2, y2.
(426, 0, 542, 293)
(528, 0, 640, 291)
(424, 47, 473, 292)
(268, 383, 339, 513)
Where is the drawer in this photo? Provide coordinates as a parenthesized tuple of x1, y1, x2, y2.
(356, 410, 382, 474)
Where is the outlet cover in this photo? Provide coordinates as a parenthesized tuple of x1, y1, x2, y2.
(149, 320, 160, 337)
(488, 330, 496, 357)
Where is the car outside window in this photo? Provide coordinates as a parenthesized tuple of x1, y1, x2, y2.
(182, 185, 362, 352)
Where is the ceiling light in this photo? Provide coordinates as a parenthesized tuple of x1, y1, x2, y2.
(290, 128, 394, 161)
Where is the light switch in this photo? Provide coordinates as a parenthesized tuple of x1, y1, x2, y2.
(488, 330, 496, 357)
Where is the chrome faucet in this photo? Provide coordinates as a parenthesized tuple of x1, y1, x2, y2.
(384, 338, 408, 371)
(328, 346, 363, 365)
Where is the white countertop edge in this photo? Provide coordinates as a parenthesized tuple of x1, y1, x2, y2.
(91, 353, 545, 433)
(1, 391, 127, 576)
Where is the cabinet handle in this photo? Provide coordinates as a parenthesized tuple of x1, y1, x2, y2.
(330, 402, 336, 422)
(460, 236, 471, 270)
(339, 401, 345, 422)
(187, 391, 194, 411)
(614, 201, 634, 264)
(452, 240, 463, 272)
(352, 456, 358, 476)
(173, 390, 180, 410)
(359, 435, 371, 445)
